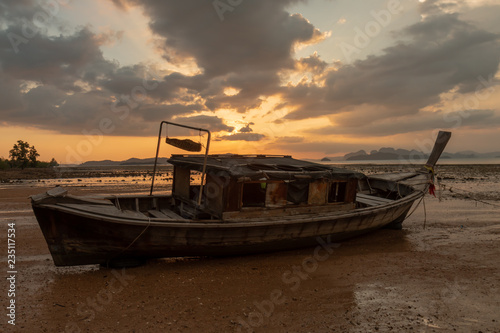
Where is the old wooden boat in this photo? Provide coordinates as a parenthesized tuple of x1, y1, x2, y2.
(31, 122, 451, 266)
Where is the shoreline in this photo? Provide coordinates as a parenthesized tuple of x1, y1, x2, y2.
(0, 165, 173, 182)
(2, 164, 499, 203)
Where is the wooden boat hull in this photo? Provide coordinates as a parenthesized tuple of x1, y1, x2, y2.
(32, 179, 422, 266)
(32, 129, 450, 266)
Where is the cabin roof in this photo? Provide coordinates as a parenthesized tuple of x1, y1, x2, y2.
(168, 154, 364, 181)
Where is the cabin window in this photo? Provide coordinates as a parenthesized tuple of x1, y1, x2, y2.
(188, 170, 205, 201)
(240, 180, 352, 209)
(328, 181, 347, 203)
(242, 183, 267, 207)
(242, 181, 294, 208)
(173, 167, 206, 202)
(190, 170, 203, 186)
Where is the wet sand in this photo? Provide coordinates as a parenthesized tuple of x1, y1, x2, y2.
(1, 165, 499, 332)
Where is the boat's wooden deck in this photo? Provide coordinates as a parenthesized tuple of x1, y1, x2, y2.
(148, 209, 185, 220)
(356, 193, 395, 206)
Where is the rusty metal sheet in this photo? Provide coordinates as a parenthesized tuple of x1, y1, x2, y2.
(308, 181, 328, 205)
(265, 182, 288, 208)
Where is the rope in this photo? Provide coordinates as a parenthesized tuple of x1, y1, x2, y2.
(439, 183, 500, 208)
(403, 190, 426, 222)
(422, 196, 427, 229)
(122, 217, 152, 252)
(105, 217, 152, 267)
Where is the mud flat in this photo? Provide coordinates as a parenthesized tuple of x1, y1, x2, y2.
(0, 164, 499, 332)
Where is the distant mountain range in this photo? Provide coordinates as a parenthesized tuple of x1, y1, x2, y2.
(80, 157, 170, 167)
(76, 149, 500, 166)
(322, 148, 500, 162)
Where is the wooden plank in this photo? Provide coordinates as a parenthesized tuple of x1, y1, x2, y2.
(173, 166, 190, 200)
(225, 180, 243, 212)
(369, 172, 418, 182)
(159, 209, 186, 220)
(148, 210, 168, 218)
(178, 201, 199, 219)
(356, 193, 394, 206)
(426, 131, 452, 167)
(222, 202, 355, 220)
(204, 174, 224, 216)
(357, 193, 394, 203)
(345, 178, 358, 203)
(265, 182, 287, 208)
(308, 181, 328, 205)
(58, 203, 148, 219)
(356, 197, 382, 206)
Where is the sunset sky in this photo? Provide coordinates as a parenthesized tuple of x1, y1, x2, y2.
(1, 0, 499, 164)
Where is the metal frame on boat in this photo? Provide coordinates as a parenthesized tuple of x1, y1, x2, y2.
(31, 123, 451, 266)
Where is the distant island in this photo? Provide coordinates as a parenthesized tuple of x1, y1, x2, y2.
(80, 157, 170, 167)
(323, 148, 500, 162)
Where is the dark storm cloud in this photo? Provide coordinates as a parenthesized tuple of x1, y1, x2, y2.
(217, 122, 268, 141)
(0, 24, 122, 132)
(0, 0, 39, 24)
(305, 109, 500, 137)
(1, 27, 117, 91)
(119, 0, 324, 113)
(173, 115, 235, 133)
(129, 0, 320, 77)
(204, 70, 282, 113)
(1, 0, 325, 136)
(0, 76, 24, 114)
(284, 13, 500, 121)
(0, 7, 220, 135)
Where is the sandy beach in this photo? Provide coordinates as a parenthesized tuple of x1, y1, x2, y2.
(1, 164, 499, 332)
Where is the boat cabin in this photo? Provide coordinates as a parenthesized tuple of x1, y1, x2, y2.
(167, 154, 363, 220)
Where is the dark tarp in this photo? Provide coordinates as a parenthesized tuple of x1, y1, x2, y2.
(287, 181, 309, 204)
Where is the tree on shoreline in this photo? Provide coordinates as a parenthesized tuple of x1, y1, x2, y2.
(9, 140, 36, 169)
(7, 140, 58, 169)
(0, 157, 10, 170)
